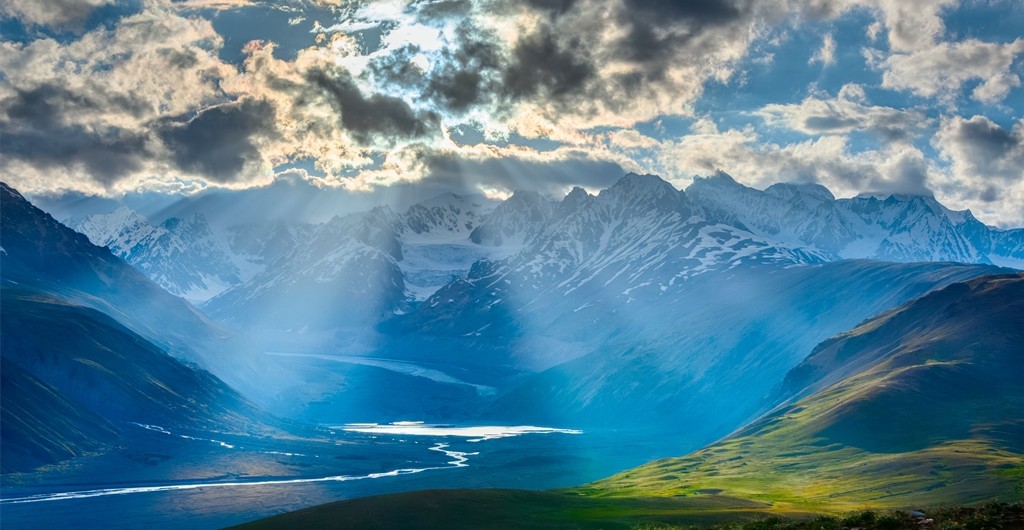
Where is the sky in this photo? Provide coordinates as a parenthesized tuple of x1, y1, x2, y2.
(1, 0, 1022, 226)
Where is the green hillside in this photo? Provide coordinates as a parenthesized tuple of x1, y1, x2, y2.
(585, 273, 1024, 510)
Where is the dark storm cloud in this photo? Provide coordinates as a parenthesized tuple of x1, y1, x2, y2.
(979, 186, 999, 202)
(304, 66, 441, 143)
(487, 0, 754, 108)
(936, 116, 1024, 188)
(157, 47, 199, 70)
(159, 98, 276, 183)
(368, 23, 503, 114)
(617, 0, 745, 65)
(3, 83, 147, 127)
(874, 153, 930, 196)
(0, 84, 150, 184)
(500, 24, 595, 101)
(521, 0, 579, 15)
(951, 117, 1019, 169)
(802, 116, 861, 132)
(425, 25, 503, 112)
(368, 45, 428, 89)
(421, 151, 625, 195)
(0, 125, 148, 185)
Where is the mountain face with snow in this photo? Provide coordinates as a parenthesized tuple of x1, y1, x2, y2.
(687, 172, 1022, 265)
(63, 173, 1021, 346)
(69, 209, 310, 304)
(200, 193, 503, 335)
(469, 190, 556, 248)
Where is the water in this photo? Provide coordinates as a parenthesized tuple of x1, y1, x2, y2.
(0, 422, 691, 529)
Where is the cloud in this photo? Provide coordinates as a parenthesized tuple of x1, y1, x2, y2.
(757, 83, 931, 140)
(304, 65, 441, 143)
(934, 116, 1024, 184)
(0, 4, 259, 191)
(866, 0, 957, 52)
(931, 116, 1024, 225)
(810, 32, 836, 66)
(0, 125, 150, 186)
(0, 0, 1021, 228)
(0, 0, 116, 29)
(500, 23, 595, 102)
(872, 38, 1024, 104)
(420, 150, 626, 195)
(158, 99, 277, 183)
(649, 120, 935, 200)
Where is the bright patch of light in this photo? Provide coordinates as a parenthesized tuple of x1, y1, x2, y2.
(340, 422, 583, 442)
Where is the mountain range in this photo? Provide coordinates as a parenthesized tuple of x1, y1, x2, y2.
(68, 173, 1022, 334)
(49, 174, 1022, 439)
(2, 172, 1021, 527)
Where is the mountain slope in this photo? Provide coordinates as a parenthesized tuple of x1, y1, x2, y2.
(71, 208, 246, 303)
(480, 261, 1001, 433)
(0, 357, 120, 474)
(0, 182, 304, 405)
(0, 183, 224, 364)
(687, 172, 1022, 264)
(0, 290, 284, 473)
(70, 208, 310, 303)
(587, 273, 1024, 507)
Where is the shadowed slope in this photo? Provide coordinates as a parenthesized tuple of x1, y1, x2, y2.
(0, 290, 286, 473)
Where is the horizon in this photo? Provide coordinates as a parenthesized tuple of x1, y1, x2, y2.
(21, 171, 1024, 230)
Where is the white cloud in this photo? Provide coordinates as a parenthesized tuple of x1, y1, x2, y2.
(656, 127, 933, 198)
(757, 83, 931, 139)
(868, 0, 956, 52)
(810, 32, 836, 66)
(873, 38, 1024, 104)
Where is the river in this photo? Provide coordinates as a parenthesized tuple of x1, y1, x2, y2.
(0, 421, 691, 529)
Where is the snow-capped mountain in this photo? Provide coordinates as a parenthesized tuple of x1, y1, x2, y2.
(469, 190, 556, 248)
(68, 172, 1021, 339)
(201, 193, 502, 334)
(398, 193, 499, 300)
(393, 173, 833, 341)
(71, 208, 245, 303)
(201, 206, 407, 334)
(687, 171, 1022, 264)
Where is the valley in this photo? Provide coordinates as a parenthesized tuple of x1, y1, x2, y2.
(1, 175, 1021, 529)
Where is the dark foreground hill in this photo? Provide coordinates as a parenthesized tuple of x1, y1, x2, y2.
(0, 291, 287, 473)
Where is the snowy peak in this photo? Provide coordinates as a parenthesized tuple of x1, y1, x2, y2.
(686, 173, 1018, 265)
(403, 193, 493, 239)
(469, 190, 556, 247)
(764, 182, 835, 204)
(72, 206, 157, 253)
(68, 207, 278, 304)
(599, 173, 685, 213)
